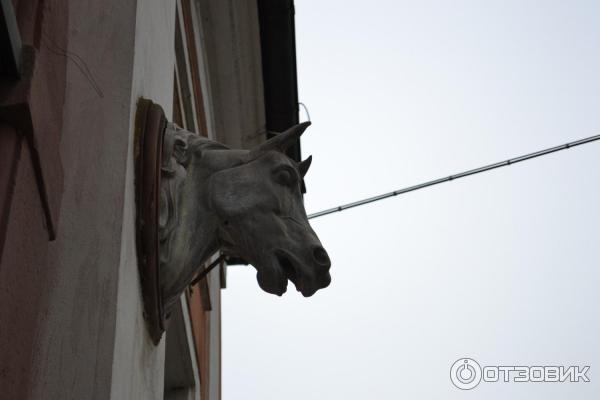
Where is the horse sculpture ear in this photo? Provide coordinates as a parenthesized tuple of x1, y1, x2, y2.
(251, 121, 311, 156)
(298, 155, 312, 177)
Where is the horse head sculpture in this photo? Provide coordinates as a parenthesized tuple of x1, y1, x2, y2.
(136, 100, 331, 342)
(209, 122, 332, 298)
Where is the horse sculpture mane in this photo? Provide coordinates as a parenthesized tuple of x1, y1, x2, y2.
(159, 123, 225, 275)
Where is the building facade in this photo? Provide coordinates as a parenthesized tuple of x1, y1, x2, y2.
(0, 0, 300, 399)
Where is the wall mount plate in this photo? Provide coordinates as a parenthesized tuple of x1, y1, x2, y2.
(134, 98, 167, 344)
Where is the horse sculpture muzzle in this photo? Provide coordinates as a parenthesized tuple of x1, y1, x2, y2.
(270, 242, 332, 297)
(218, 217, 332, 297)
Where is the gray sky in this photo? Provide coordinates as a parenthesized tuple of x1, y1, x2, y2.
(223, 1, 600, 398)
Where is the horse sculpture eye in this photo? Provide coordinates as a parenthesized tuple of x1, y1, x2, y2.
(273, 168, 297, 187)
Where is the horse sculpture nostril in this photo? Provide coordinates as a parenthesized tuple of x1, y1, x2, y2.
(312, 246, 330, 267)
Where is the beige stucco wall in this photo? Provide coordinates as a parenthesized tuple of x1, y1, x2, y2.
(196, 0, 266, 149)
(12, 1, 264, 398)
(25, 1, 176, 399)
(110, 0, 176, 399)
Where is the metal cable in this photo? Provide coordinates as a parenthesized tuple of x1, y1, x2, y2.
(308, 134, 600, 220)
(299, 102, 311, 122)
(190, 254, 227, 287)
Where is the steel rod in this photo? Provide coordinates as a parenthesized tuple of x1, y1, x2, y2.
(308, 134, 600, 220)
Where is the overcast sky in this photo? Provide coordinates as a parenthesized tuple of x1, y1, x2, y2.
(223, 1, 600, 398)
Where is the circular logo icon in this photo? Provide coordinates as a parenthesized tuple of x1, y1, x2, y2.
(450, 358, 482, 390)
